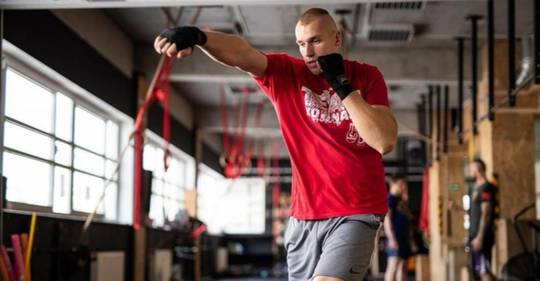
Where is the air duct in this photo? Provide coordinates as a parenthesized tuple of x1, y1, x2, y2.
(516, 36, 533, 86)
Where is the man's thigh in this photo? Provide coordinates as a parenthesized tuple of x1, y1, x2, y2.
(313, 214, 382, 281)
(285, 214, 382, 281)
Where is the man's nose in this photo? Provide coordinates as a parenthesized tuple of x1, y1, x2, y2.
(305, 43, 315, 57)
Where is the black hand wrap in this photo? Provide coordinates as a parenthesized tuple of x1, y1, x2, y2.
(159, 26, 207, 50)
(317, 53, 354, 100)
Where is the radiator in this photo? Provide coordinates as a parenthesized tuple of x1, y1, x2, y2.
(91, 251, 125, 281)
(150, 249, 172, 281)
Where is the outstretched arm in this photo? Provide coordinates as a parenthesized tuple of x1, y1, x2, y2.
(154, 27, 267, 77)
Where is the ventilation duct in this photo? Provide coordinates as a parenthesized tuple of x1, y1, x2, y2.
(368, 25, 414, 42)
(374, 1, 425, 10)
(516, 36, 533, 86)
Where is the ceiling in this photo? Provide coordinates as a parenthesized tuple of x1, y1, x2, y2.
(103, 0, 534, 110)
(103, 1, 534, 47)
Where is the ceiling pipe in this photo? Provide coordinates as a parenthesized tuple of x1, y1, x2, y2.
(350, 4, 361, 48)
(359, 3, 372, 40)
(335, 9, 352, 57)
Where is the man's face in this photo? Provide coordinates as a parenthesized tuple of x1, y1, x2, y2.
(469, 163, 479, 178)
(295, 17, 341, 75)
(399, 180, 408, 200)
(394, 179, 405, 194)
(390, 179, 406, 196)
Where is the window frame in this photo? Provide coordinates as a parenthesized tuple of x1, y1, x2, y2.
(1, 45, 124, 220)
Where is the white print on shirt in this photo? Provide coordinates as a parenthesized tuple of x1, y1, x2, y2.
(302, 86, 366, 146)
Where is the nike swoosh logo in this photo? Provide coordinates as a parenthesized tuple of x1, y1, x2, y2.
(349, 268, 361, 274)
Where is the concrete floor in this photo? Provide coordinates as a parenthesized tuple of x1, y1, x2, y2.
(214, 276, 415, 281)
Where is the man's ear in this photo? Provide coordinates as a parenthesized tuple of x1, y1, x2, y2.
(335, 30, 342, 48)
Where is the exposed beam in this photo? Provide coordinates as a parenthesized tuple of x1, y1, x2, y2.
(169, 74, 253, 83)
(170, 73, 468, 87)
(1, 0, 486, 10)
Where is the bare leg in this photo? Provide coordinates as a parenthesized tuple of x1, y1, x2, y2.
(385, 256, 398, 281)
(396, 258, 407, 281)
(480, 272, 495, 281)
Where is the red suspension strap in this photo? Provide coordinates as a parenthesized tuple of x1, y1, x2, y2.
(232, 87, 251, 160)
(133, 56, 174, 229)
(221, 86, 250, 178)
(155, 85, 171, 171)
(133, 7, 185, 230)
(227, 87, 249, 163)
(220, 85, 230, 157)
(237, 100, 265, 177)
(220, 86, 265, 179)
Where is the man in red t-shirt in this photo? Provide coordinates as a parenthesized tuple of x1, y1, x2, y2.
(154, 7, 397, 281)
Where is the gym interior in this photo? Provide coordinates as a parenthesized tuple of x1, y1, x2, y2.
(0, 0, 538, 280)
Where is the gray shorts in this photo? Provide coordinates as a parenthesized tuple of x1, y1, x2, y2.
(284, 214, 383, 281)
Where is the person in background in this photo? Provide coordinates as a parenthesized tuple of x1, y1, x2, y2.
(384, 174, 414, 281)
(468, 158, 496, 281)
(448, 158, 497, 281)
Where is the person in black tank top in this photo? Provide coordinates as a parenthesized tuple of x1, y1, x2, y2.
(469, 158, 496, 281)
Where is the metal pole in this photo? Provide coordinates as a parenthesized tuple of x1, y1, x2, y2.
(487, 0, 495, 120)
(428, 85, 433, 139)
(457, 37, 464, 144)
(436, 85, 441, 160)
(444, 85, 449, 153)
(467, 15, 482, 135)
(418, 95, 426, 136)
(535, 0, 540, 83)
(508, 0, 516, 106)
(428, 86, 433, 163)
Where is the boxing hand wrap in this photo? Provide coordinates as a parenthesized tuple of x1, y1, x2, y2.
(159, 26, 207, 50)
(317, 53, 355, 100)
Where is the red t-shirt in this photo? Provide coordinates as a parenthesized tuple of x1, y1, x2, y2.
(253, 53, 389, 220)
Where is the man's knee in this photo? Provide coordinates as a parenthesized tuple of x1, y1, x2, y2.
(313, 275, 345, 281)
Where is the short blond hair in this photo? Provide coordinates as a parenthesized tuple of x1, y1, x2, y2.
(297, 8, 332, 25)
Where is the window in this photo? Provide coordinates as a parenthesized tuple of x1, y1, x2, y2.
(197, 166, 266, 235)
(144, 133, 193, 227)
(2, 67, 121, 219)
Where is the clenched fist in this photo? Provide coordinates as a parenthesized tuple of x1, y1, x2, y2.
(154, 26, 207, 58)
